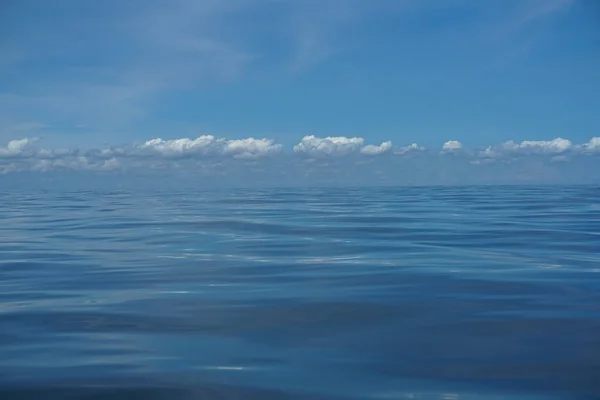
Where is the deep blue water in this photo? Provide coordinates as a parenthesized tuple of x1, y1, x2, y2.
(1, 186, 599, 399)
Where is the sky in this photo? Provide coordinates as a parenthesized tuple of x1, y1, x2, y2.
(0, 0, 599, 186)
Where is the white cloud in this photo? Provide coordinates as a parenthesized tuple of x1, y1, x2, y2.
(0, 135, 599, 174)
(479, 137, 574, 160)
(394, 143, 426, 155)
(294, 135, 364, 156)
(101, 158, 121, 171)
(141, 135, 282, 158)
(442, 140, 463, 152)
(577, 137, 600, 153)
(294, 135, 391, 157)
(223, 138, 283, 159)
(86, 146, 129, 160)
(360, 141, 392, 156)
(0, 138, 37, 157)
(0, 138, 84, 162)
(511, 138, 572, 153)
(37, 148, 80, 159)
(31, 156, 91, 172)
(0, 138, 111, 172)
(30, 159, 53, 172)
(142, 136, 221, 157)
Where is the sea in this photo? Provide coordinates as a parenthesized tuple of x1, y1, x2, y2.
(0, 185, 599, 399)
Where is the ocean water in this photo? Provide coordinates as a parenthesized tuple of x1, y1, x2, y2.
(1, 186, 599, 399)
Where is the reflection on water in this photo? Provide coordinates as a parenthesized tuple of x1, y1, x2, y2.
(1, 186, 599, 399)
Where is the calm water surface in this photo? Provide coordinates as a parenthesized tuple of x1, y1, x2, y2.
(1, 186, 599, 399)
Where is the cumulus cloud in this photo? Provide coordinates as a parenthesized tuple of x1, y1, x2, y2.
(142, 136, 219, 156)
(222, 137, 283, 159)
(577, 137, 600, 153)
(394, 143, 426, 155)
(360, 141, 392, 156)
(508, 138, 572, 154)
(1, 135, 599, 174)
(441, 140, 463, 153)
(30, 156, 92, 172)
(0, 138, 37, 157)
(0, 135, 284, 174)
(85, 146, 130, 160)
(100, 158, 121, 170)
(294, 135, 364, 156)
(140, 135, 282, 159)
(0, 138, 107, 172)
(294, 135, 392, 157)
(0, 138, 80, 161)
(478, 138, 575, 161)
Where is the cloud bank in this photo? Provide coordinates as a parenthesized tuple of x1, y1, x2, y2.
(1, 135, 599, 180)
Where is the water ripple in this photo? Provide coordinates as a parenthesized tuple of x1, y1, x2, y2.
(1, 186, 599, 399)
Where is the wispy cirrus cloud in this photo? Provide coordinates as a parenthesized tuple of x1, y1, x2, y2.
(413, 0, 576, 74)
(0, 0, 593, 157)
(0, 0, 258, 143)
(1, 0, 385, 144)
(478, 0, 575, 70)
(280, 0, 364, 73)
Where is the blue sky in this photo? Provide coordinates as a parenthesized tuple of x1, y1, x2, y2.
(0, 0, 599, 185)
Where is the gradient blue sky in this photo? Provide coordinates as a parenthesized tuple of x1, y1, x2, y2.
(1, 0, 599, 185)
